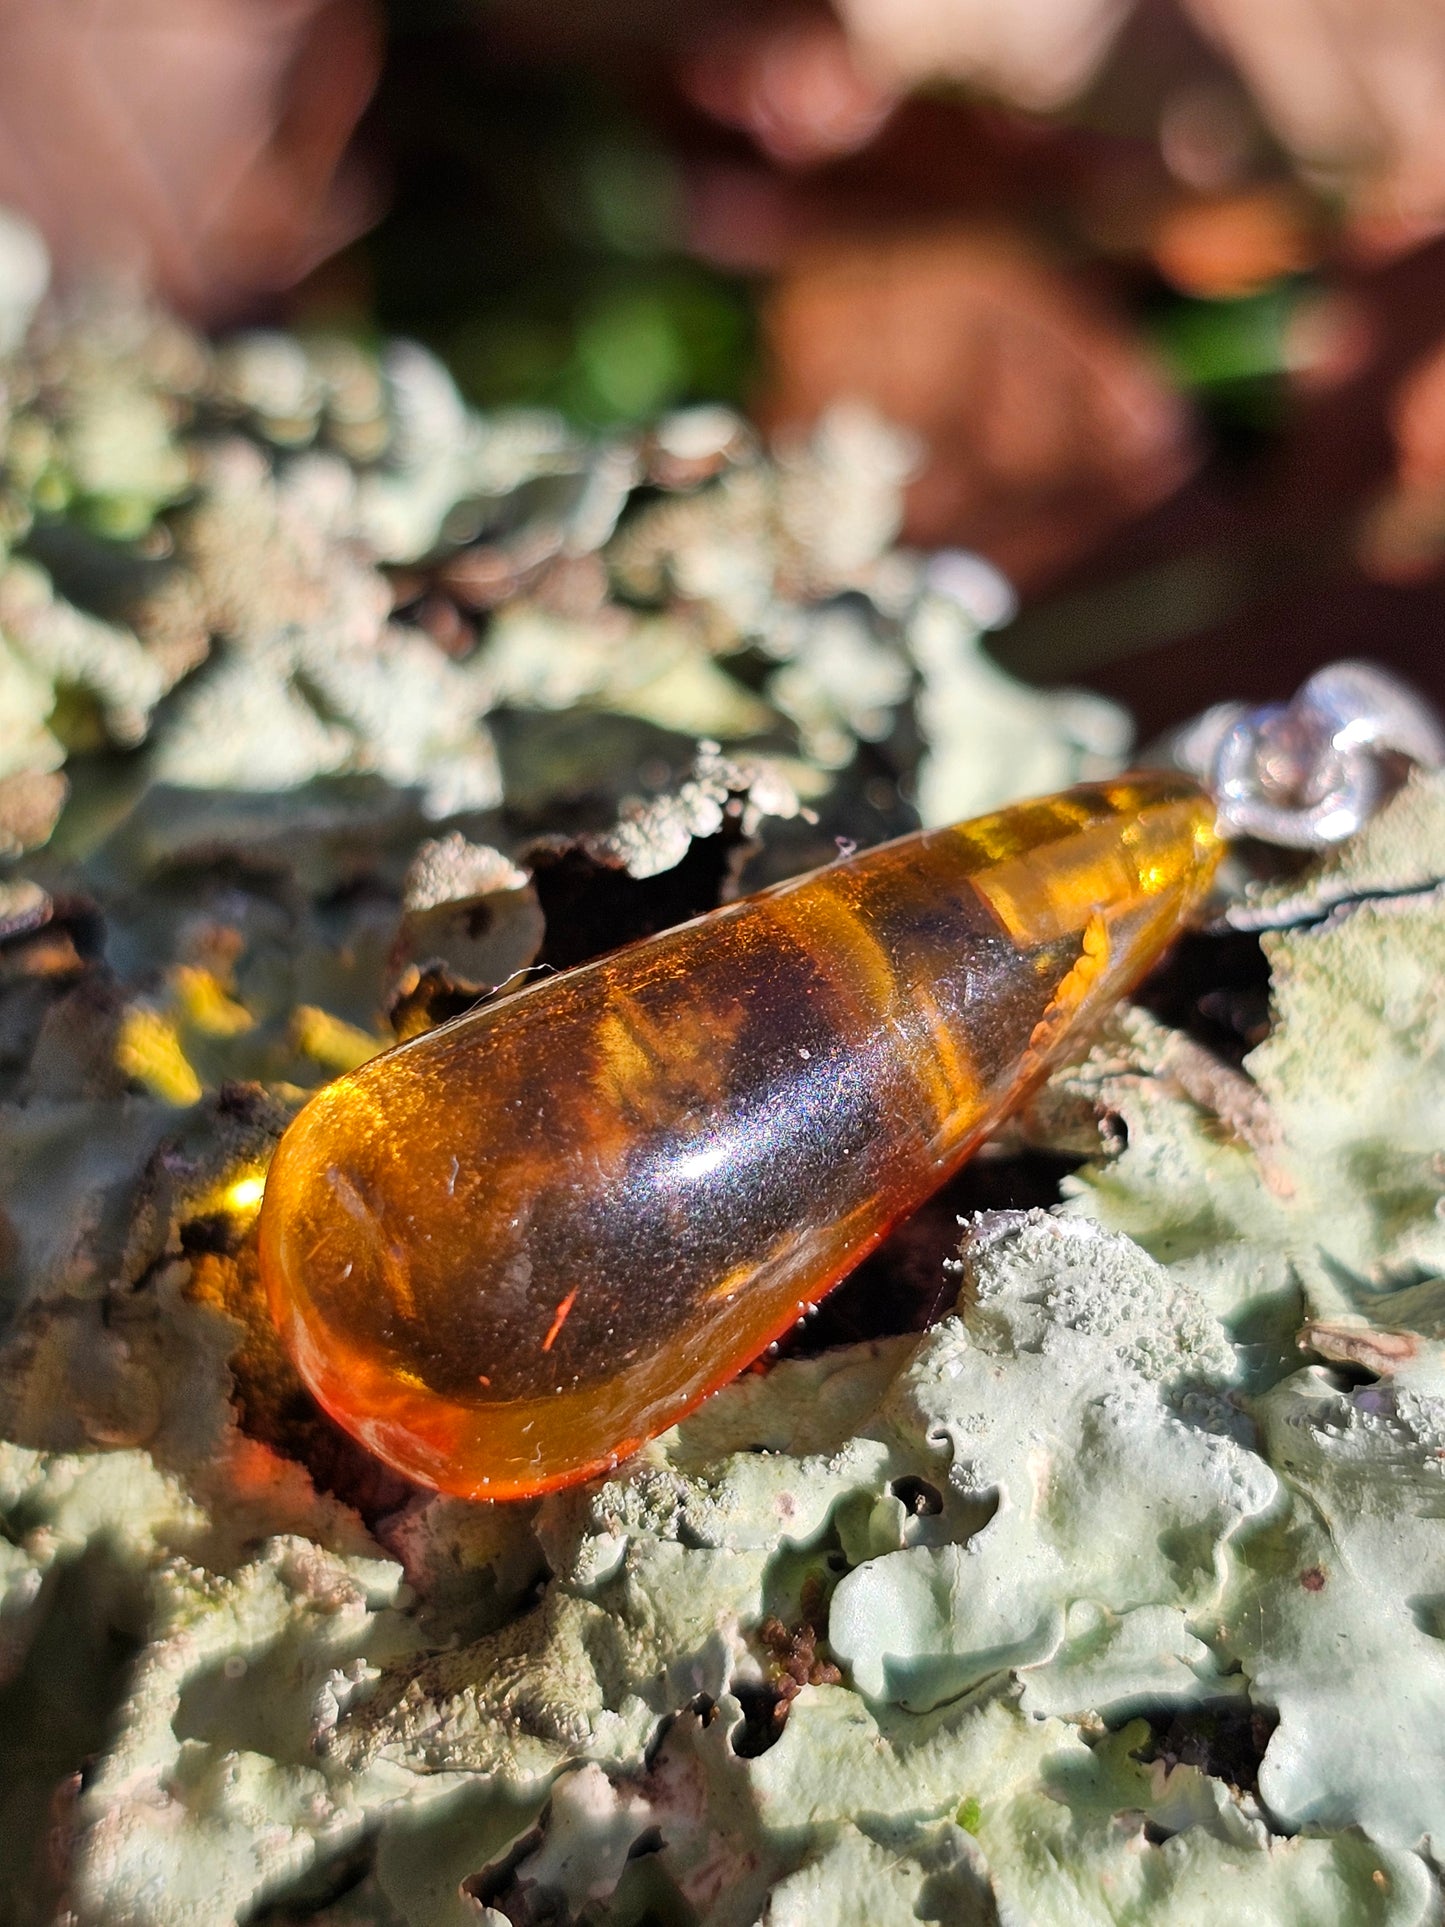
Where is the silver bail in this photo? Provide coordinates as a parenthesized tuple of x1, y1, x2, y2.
(1158, 660, 1445, 848)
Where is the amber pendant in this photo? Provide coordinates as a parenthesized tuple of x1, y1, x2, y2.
(259, 775, 1220, 1498)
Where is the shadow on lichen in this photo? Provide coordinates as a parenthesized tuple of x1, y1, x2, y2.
(1127, 1699, 1282, 1812)
(185, 1227, 418, 1527)
(773, 1149, 1081, 1361)
(0, 1541, 147, 1926)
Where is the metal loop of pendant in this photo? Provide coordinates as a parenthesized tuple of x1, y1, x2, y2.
(1159, 659, 1445, 848)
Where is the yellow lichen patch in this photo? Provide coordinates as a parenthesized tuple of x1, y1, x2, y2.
(188, 1164, 273, 1230)
(171, 964, 255, 1037)
(115, 1004, 204, 1105)
(223, 1171, 267, 1218)
(291, 1005, 388, 1075)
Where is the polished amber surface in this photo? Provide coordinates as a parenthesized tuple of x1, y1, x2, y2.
(259, 776, 1220, 1498)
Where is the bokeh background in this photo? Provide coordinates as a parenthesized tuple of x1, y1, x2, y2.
(5, 0, 1445, 731)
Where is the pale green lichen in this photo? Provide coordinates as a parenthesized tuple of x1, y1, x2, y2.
(0, 251, 1124, 869)
(10, 725, 1445, 1927)
(828, 1217, 1267, 1712)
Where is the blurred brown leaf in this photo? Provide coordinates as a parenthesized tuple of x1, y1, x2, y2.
(835, 0, 1133, 114)
(759, 227, 1195, 587)
(1186, 0, 1445, 249)
(829, 0, 1445, 246)
(1390, 340, 1445, 496)
(0, 0, 381, 319)
(1358, 335, 1445, 580)
(679, 15, 899, 166)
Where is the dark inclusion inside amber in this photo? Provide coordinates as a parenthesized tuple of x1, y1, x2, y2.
(259, 775, 1221, 1498)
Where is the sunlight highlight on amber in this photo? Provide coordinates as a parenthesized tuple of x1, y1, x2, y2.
(258, 775, 1220, 1498)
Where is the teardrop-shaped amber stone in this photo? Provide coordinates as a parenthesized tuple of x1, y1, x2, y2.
(259, 775, 1219, 1498)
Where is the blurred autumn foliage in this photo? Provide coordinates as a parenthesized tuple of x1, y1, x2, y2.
(8, 0, 1445, 714)
(760, 228, 1195, 583)
(0, 0, 380, 315)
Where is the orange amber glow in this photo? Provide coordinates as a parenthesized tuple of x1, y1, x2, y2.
(259, 776, 1220, 1499)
